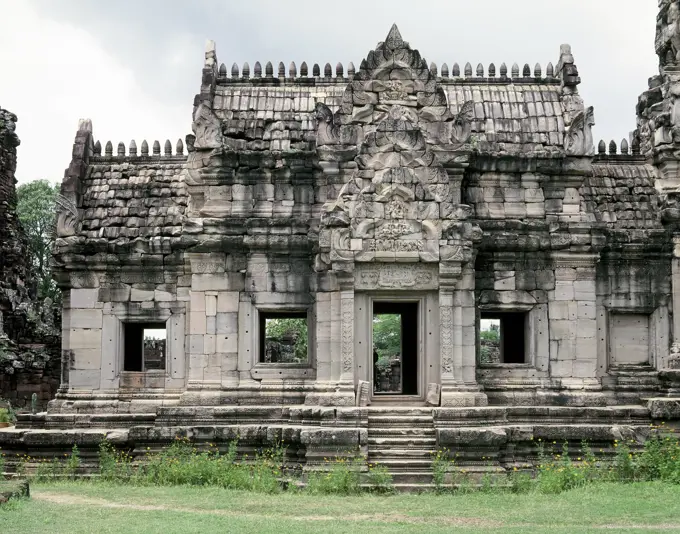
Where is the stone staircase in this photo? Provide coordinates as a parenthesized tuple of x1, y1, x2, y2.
(367, 407, 437, 491)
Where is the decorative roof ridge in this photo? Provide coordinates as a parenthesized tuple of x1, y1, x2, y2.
(92, 138, 189, 160)
(593, 137, 645, 163)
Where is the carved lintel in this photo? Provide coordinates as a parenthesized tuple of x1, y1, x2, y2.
(355, 263, 438, 290)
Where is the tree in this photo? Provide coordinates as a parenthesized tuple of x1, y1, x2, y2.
(372, 313, 401, 359)
(16, 180, 60, 301)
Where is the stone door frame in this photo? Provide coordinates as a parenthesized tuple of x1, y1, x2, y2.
(354, 292, 437, 404)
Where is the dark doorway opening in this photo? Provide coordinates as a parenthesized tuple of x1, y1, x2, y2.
(372, 301, 418, 396)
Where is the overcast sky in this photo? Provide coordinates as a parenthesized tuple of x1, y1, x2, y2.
(0, 0, 659, 185)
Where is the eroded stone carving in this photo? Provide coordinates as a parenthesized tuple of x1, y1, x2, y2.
(55, 195, 81, 238)
(564, 106, 595, 156)
(355, 264, 437, 290)
(192, 103, 223, 150)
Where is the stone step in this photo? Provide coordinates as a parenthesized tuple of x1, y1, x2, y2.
(368, 437, 436, 446)
(367, 408, 435, 417)
(368, 426, 436, 438)
(368, 415, 434, 425)
(367, 458, 433, 469)
(369, 448, 435, 460)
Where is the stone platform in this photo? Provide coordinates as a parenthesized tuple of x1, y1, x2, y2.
(2, 401, 674, 488)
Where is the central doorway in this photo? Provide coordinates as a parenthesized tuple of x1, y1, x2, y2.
(372, 301, 419, 396)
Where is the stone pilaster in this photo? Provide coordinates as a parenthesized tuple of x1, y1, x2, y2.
(439, 261, 486, 407)
(547, 252, 605, 405)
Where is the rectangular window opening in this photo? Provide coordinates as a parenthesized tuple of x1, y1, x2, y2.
(259, 312, 308, 364)
(480, 312, 527, 364)
(124, 323, 167, 372)
(372, 301, 418, 396)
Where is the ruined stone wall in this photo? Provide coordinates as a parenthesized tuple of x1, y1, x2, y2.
(0, 107, 61, 410)
(0, 107, 33, 337)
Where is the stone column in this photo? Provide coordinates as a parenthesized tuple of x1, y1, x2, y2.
(671, 236, 680, 358)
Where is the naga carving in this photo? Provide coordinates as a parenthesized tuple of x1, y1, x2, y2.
(192, 103, 223, 151)
(55, 194, 81, 238)
(564, 106, 595, 156)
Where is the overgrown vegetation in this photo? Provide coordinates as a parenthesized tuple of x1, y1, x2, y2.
(10, 430, 680, 497)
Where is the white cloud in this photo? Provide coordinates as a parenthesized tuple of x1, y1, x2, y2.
(0, 2, 190, 184)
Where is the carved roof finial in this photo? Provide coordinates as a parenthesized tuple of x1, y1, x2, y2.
(141, 140, 149, 156)
(336, 62, 344, 77)
(152, 140, 160, 156)
(385, 23, 404, 48)
(254, 61, 262, 78)
(300, 62, 308, 77)
(289, 61, 297, 77)
(94, 140, 101, 156)
(219, 63, 227, 77)
(476, 63, 484, 77)
(105, 141, 113, 157)
(278, 62, 285, 77)
(265, 61, 273, 77)
(176, 138, 184, 155)
(620, 138, 629, 155)
(609, 140, 617, 155)
(511, 63, 519, 77)
(429, 62, 437, 77)
(324, 62, 332, 77)
(464, 62, 472, 77)
(117, 142, 125, 157)
(347, 62, 355, 77)
(546, 62, 555, 77)
(500, 63, 507, 77)
(313, 63, 320, 77)
(523, 63, 531, 77)
(231, 63, 239, 77)
(488, 63, 496, 77)
(441, 63, 449, 78)
(631, 135, 641, 156)
(164, 139, 172, 156)
(598, 140, 606, 154)
(452, 63, 460, 77)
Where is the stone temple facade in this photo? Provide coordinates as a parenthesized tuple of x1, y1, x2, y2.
(4, 8, 680, 483)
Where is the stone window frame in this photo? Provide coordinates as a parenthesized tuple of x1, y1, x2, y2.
(103, 308, 186, 390)
(250, 305, 316, 380)
(476, 297, 549, 375)
(603, 306, 664, 372)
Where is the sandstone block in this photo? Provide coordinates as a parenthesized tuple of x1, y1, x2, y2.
(70, 309, 103, 329)
(70, 289, 99, 309)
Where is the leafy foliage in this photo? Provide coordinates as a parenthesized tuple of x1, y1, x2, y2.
(265, 318, 308, 362)
(16, 179, 60, 301)
(372, 314, 401, 359)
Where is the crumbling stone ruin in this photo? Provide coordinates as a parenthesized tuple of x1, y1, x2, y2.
(4, 6, 680, 485)
(0, 108, 60, 410)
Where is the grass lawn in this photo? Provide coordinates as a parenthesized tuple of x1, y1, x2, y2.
(1, 481, 679, 533)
